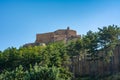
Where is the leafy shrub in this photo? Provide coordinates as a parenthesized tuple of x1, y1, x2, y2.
(0, 64, 72, 80)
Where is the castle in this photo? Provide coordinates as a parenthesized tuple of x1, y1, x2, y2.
(24, 27, 80, 47)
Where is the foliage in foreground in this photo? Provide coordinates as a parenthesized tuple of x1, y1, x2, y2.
(0, 42, 72, 80)
(0, 42, 70, 71)
(0, 64, 72, 80)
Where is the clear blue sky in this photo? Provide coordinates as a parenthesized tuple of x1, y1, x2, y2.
(0, 0, 120, 51)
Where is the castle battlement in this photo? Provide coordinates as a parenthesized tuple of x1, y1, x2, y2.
(24, 27, 80, 47)
(35, 27, 80, 44)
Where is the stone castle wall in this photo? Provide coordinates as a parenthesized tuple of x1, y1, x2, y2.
(23, 27, 80, 47)
(36, 32, 54, 44)
(35, 27, 79, 44)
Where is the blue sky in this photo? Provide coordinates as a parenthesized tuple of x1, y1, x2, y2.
(0, 0, 120, 51)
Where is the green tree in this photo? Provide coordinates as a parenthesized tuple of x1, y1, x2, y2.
(82, 31, 99, 61)
(0, 47, 20, 71)
(67, 39, 85, 58)
(98, 25, 120, 62)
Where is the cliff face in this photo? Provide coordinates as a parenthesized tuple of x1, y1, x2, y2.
(23, 27, 80, 47)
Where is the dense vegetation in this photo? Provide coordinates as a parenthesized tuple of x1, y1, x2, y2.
(0, 25, 120, 80)
(0, 42, 72, 80)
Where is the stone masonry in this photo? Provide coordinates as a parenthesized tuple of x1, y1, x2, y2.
(24, 27, 80, 47)
(35, 27, 80, 44)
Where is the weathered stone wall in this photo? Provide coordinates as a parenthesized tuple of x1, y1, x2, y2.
(35, 28, 79, 44)
(53, 35, 66, 42)
(54, 30, 66, 35)
(23, 27, 80, 47)
(35, 32, 54, 44)
(67, 30, 76, 37)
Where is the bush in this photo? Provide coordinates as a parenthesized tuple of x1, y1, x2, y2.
(0, 64, 72, 80)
